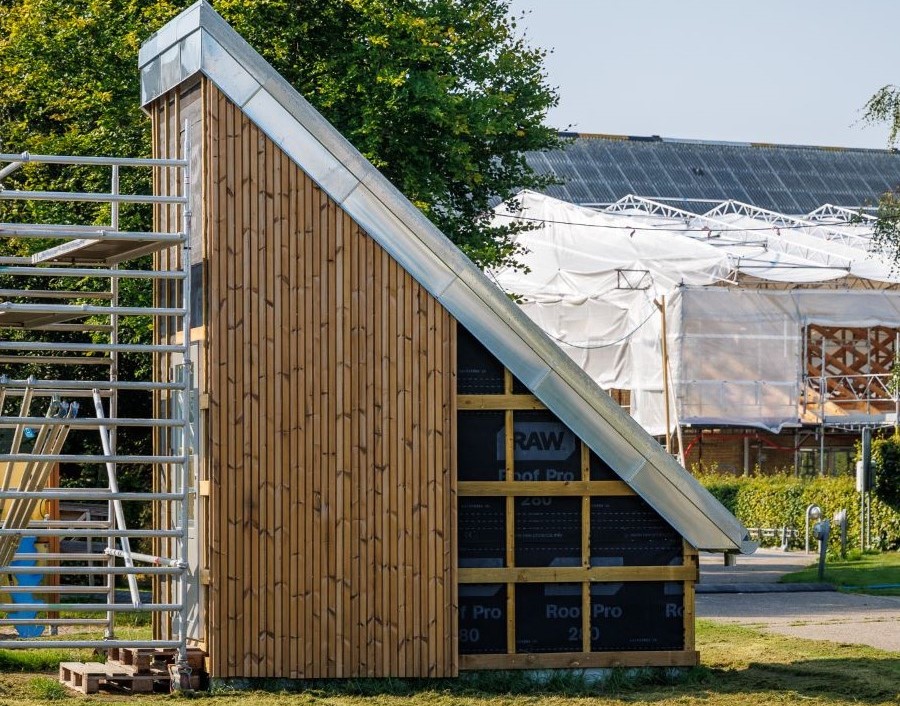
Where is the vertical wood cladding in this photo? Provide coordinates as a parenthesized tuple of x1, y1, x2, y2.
(154, 81, 457, 679)
(150, 83, 201, 636)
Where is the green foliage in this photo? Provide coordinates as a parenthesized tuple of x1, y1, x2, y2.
(213, 0, 563, 270)
(0, 1, 176, 519)
(27, 676, 68, 700)
(863, 86, 900, 262)
(0, 0, 182, 220)
(857, 186, 900, 267)
(864, 84, 900, 146)
(0, 0, 562, 536)
(871, 433, 900, 508)
(696, 472, 900, 551)
(0, 0, 563, 270)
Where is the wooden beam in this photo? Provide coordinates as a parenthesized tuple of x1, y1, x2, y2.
(458, 481, 634, 497)
(460, 650, 699, 670)
(459, 565, 697, 584)
(458, 394, 546, 410)
(173, 325, 207, 344)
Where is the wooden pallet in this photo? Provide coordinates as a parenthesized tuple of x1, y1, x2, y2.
(59, 650, 205, 695)
(105, 646, 206, 674)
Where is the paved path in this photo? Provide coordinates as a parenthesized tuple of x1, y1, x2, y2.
(696, 549, 900, 652)
(699, 548, 813, 586)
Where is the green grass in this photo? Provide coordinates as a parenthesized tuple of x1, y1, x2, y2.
(0, 649, 87, 672)
(0, 624, 153, 672)
(26, 675, 68, 700)
(0, 622, 894, 705)
(781, 550, 900, 595)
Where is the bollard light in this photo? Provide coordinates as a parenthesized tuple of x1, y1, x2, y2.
(805, 504, 822, 553)
(813, 519, 831, 581)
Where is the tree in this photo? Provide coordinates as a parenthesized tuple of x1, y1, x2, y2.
(0, 0, 562, 519)
(863, 86, 900, 262)
(0, 0, 563, 270)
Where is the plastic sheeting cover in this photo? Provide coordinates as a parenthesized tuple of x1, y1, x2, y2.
(491, 191, 900, 435)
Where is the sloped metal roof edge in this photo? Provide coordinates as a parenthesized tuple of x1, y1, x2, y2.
(139, 1, 753, 553)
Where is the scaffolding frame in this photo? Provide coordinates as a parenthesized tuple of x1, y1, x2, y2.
(0, 145, 194, 664)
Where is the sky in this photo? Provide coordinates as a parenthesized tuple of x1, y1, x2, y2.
(506, 0, 900, 149)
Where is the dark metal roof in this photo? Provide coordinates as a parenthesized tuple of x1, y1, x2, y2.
(527, 134, 900, 213)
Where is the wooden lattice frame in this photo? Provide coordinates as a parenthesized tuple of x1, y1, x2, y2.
(806, 325, 898, 407)
(457, 369, 698, 670)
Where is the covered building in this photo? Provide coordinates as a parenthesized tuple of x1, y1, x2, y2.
(491, 188, 900, 475)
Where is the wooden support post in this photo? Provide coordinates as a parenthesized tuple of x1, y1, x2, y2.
(655, 296, 671, 453)
(891, 331, 900, 436)
(503, 370, 515, 656)
(682, 540, 697, 654)
(580, 443, 591, 653)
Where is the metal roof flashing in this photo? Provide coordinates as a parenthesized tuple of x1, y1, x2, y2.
(139, 2, 753, 554)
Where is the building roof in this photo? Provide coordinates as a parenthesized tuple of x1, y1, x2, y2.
(139, 1, 753, 553)
(527, 133, 900, 213)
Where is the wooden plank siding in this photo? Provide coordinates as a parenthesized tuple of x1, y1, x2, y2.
(149, 83, 201, 639)
(153, 80, 457, 679)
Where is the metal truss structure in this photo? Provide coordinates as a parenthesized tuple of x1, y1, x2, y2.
(602, 195, 859, 277)
(702, 199, 875, 251)
(0, 148, 194, 662)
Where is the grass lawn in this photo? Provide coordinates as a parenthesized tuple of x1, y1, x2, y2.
(781, 550, 900, 595)
(0, 621, 896, 704)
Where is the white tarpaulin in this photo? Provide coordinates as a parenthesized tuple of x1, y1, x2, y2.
(670, 288, 900, 431)
(491, 191, 900, 435)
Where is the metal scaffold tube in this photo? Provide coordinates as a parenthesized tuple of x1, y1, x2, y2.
(0, 302, 187, 316)
(0, 417, 188, 427)
(0, 151, 187, 167)
(0, 454, 188, 463)
(0, 266, 186, 279)
(0, 146, 193, 651)
(0, 491, 184, 501)
(0, 377, 187, 391)
(92, 389, 141, 608)
(175, 120, 194, 678)
(0, 227, 185, 241)
(0, 190, 185, 205)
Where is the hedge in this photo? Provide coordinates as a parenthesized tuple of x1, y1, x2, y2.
(697, 473, 900, 551)
(871, 434, 900, 508)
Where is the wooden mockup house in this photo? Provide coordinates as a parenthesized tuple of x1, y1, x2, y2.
(142, 2, 753, 680)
